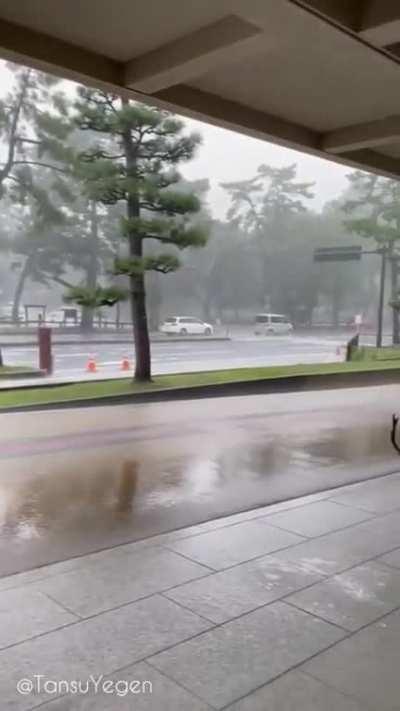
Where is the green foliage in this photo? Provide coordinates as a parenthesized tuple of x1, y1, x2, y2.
(343, 172, 400, 246)
(114, 253, 180, 276)
(64, 285, 128, 308)
(343, 216, 397, 242)
(222, 163, 314, 232)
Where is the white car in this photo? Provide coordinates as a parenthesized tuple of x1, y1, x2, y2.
(160, 317, 214, 336)
(254, 313, 293, 335)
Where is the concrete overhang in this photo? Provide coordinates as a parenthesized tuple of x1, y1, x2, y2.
(0, 0, 400, 177)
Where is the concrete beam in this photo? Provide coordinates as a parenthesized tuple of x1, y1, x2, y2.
(124, 15, 262, 94)
(290, 1, 363, 30)
(0, 18, 122, 91)
(360, 0, 400, 46)
(339, 148, 400, 176)
(152, 85, 400, 179)
(322, 116, 400, 153)
(153, 84, 319, 152)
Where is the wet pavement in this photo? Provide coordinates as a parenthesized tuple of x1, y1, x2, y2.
(3, 472, 400, 709)
(1, 385, 400, 577)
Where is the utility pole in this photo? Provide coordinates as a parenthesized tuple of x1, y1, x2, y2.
(376, 247, 387, 348)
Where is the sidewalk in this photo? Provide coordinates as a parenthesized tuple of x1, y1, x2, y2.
(2, 471, 400, 709)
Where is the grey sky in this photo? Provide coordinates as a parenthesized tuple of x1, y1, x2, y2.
(183, 116, 350, 218)
(0, 60, 350, 218)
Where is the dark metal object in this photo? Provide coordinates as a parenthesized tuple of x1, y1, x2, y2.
(391, 414, 400, 454)
(346, 333, 359, 361)
(313, 246, 362, 262)
(377, 248, 387, 348)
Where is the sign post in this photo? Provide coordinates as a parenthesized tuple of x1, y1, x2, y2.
(313, 245, 386, 348)
(38, 326, 53, 374)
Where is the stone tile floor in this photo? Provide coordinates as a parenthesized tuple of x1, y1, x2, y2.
(3, 473, 400, 709)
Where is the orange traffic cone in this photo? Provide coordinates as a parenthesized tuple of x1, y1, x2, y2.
(120, 356, 131, 371)
(86, 356, 98, 373)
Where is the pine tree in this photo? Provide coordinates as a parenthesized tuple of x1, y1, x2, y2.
(0, 64, 73, 202)
(7, 188, 71, 322)
(73, 90, 207, 381)
(221, 164, 314, 309)
(0, 64, 74, 339)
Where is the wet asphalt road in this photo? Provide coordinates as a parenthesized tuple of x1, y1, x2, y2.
(1, 333, 343, 381)
(1, 384, 399, 576)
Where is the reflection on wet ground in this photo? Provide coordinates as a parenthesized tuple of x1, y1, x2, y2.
(0, 387, 399, 576)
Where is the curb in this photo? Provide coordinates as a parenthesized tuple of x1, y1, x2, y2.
(2, 366, 400, 413)
(0, 370, 44, 381)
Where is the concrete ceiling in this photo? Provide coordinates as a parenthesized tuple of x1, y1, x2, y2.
(0, 0, 400, 177)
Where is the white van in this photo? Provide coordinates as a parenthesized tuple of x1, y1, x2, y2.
(254, 313, 293, 335)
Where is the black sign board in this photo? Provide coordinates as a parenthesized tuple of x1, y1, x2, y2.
(313, 246, 362, 262)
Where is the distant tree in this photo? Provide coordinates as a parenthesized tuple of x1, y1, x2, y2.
(0, 64, 72, 203)
(221, 164, 314, 308)
(7, 192, 70, 322)
(72, 90, 208, 380)
(0, 64, 74, 333)
(61, 197, 125, 331)
(344, 171, 400, 343)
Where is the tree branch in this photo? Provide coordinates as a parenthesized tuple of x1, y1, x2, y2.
(51, 275, 74, 289)
(0, 70, 31, 185)
(12, 161, 69, 175)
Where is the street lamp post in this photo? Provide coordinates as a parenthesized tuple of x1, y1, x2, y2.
(376, 247, 387, 348)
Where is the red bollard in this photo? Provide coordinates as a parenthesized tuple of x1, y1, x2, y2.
(38, 326, 53, 374)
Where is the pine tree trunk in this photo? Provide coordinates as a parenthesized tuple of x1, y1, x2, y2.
(130, 270, 151, 381)
(122, 109, 152, 381)
(12, 255, 32, 324)
(81, 200, 99, 332)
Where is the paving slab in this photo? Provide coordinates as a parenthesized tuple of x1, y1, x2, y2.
(266, 500, 371, 538)
(0, 587, 77, 650)
(286, 560, 400, 631)
(330, 472, 400, 513)
(164, 552, 323, 623)
(32, 661, 212, 710)
(269, 510, 400, 576)
(164, 518, 303, 570)
(302, 607, 400, 711)
(226, 669, 368, 711)
(149, 601, 345, 708)
(31, 547, 210, 617)
(378, 547, 400, 570)
(0, 595, 212, 711)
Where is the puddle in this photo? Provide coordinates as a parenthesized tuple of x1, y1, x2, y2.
(0, 417, 398, 577)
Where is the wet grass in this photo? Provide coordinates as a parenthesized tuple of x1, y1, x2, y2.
(352, 345, 400, 361)
(0, 359, 400, 409)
